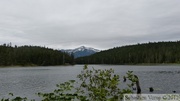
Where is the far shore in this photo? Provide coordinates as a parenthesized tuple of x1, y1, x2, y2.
(1, 63, 180, 68)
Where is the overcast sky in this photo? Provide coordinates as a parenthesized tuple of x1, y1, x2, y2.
(0, 0, 180, 50)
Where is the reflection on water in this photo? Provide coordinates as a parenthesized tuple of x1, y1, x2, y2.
(0, 65, 180, 99)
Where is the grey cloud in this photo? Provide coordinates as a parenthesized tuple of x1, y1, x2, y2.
(0, 0, 180, 50)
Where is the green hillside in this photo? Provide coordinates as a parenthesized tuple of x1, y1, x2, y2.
(75, 41, 180, 64)
(0, 44, 74, 66)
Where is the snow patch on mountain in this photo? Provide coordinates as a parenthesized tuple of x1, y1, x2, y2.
(61, 46, 100, 58)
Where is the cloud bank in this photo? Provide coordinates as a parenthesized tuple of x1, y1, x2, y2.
(0, 0, 180, 50)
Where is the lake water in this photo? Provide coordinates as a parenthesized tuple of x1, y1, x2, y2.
(0, 65, 180, 100)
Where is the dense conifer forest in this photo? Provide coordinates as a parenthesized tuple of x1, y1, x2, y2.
(0, 43, 74, 66)
(1, 41, 180, 66)
(75, 41, 180, 64)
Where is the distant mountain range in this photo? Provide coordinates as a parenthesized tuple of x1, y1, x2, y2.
(60, 46, 100, 58)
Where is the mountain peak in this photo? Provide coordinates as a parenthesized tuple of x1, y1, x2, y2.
(79, 46, 86, 49)
(74, 46, 86, 51)
(74, 46, 99, 52)
(60, 46, 100, 58)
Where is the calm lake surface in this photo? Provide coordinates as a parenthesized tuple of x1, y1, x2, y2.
(0, 65, 180, 99)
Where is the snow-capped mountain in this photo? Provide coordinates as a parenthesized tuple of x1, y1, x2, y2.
(61, 46, 100, 58)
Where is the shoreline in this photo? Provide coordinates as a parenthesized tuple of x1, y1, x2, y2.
(0, 64, 75, 68)
(1, 63, 180, 68)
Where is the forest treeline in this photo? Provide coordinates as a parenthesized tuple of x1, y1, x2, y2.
(0, 43, 74, 66)
(75, 41, 180, 64)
